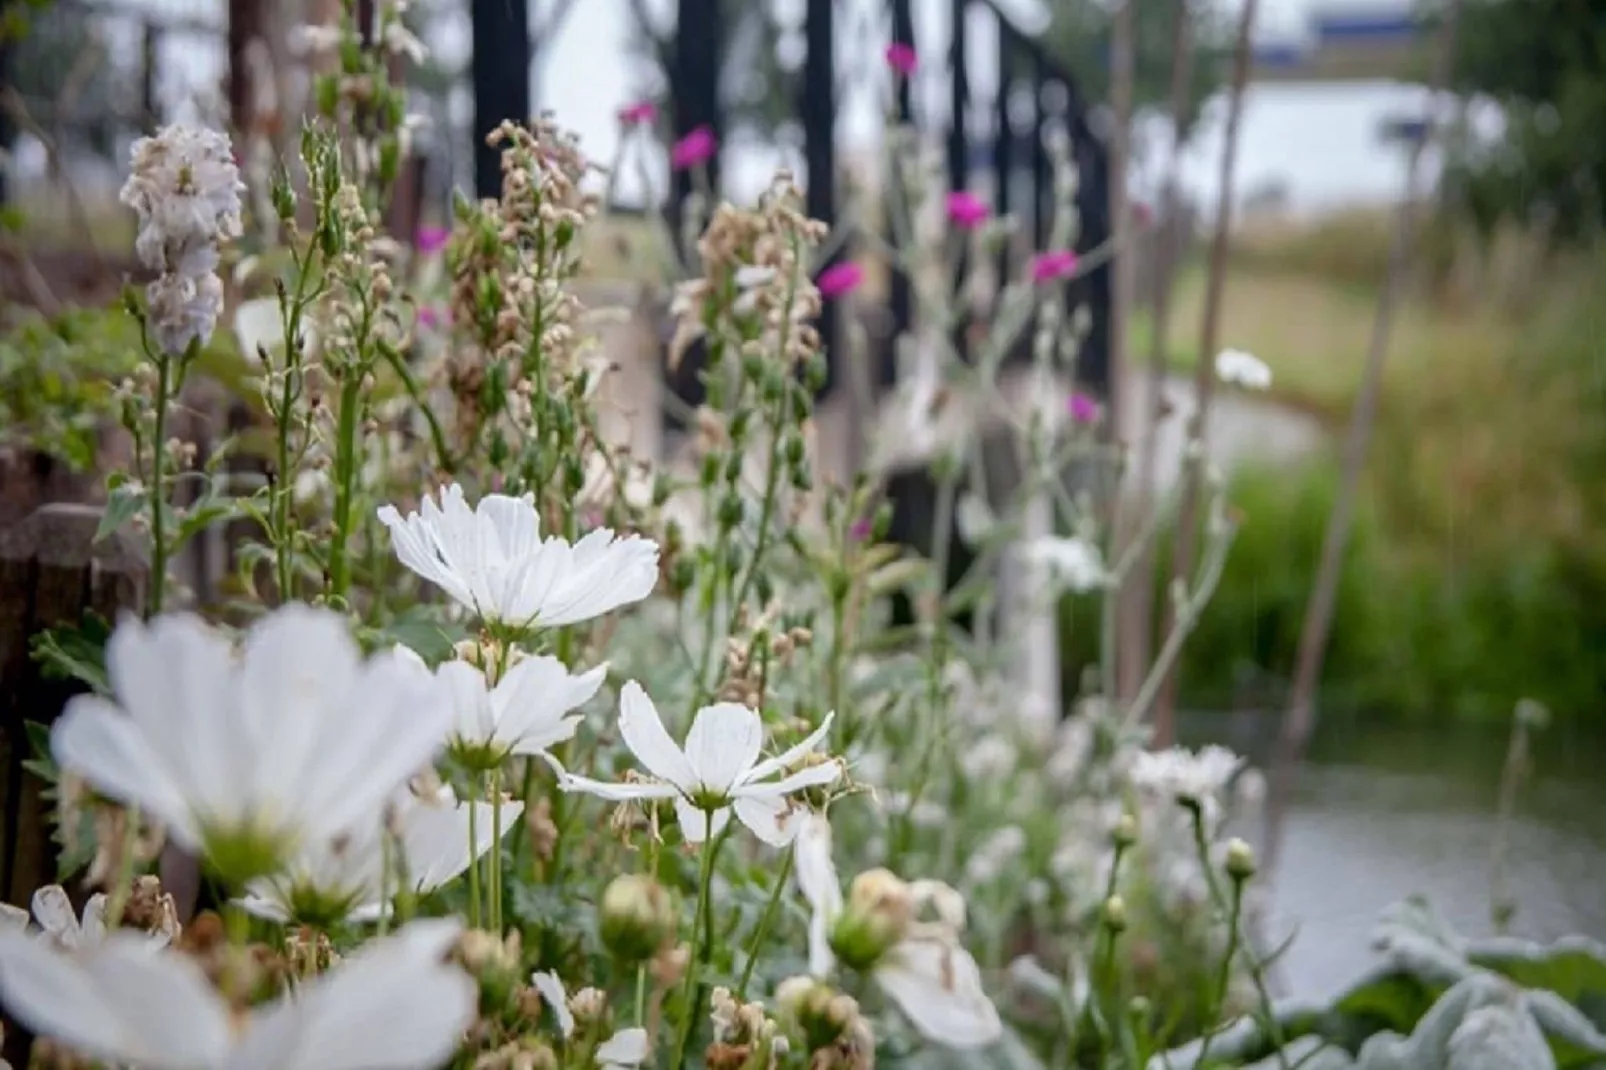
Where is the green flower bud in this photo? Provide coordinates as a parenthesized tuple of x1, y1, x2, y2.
(829, 869, 911, 970)
(1224, 838, 1257, 882)
(600, 874, 678, 965)
(1101, 895, 1127, 933)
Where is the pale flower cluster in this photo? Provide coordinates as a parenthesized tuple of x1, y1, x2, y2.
(119, 123, 244, 355)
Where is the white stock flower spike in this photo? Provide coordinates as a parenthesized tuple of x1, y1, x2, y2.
(0, 918, 475, 1070)
(530, 971, 648, 1068)
(238, 785, 525, 927)
(392, 645, 605, 768)
(49, 605, 452, 885)
(553, 682, 841, 846)
(1215, 347, 1273, 391)
(793, 814, 1002, 1049)
(377, 483, 660, 630)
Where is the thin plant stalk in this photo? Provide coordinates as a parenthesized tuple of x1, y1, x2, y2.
(1268, 0, 1463, 875)
(1151, 0, 1261, 744)
(1123, 0, 1197, 703)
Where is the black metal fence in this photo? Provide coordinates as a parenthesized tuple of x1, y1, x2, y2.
(643, 0, 1113, 408)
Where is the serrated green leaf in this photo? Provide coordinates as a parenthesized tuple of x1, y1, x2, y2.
(31, 612, 112, 694)
(95, 482, 148, 541)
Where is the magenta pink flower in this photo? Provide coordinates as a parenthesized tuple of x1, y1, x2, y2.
(1068, 391, 1100, 423)
(416, 305, 449, 330)
(1132, 201, 1154, 227)
(817, 261, 865, 299)
(885, 42, 917, 76)
(1031, 249, 1079, 282)
(671, 125, 717, 170)
(849, 516, 874, 542)
(946, 191, 989, 229)
(619, 100, 658, 125)
(416, 226, 450, 255)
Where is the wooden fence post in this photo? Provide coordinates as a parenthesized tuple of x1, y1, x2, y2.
(0, 504, 147, 908)
(0, 504, 146, 1068)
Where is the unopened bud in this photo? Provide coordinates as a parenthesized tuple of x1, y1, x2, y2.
(1113, 812, 1138, 849)
(1224, 838, 1257, 882)
(830, 868, 911, 970)
(600, 873, 679, 964)
(1101, 895, 1127, 933)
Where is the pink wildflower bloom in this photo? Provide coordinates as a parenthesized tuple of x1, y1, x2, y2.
(885, 42, 917, 75)
(849, 516, 874, 542)
(1132, 201, 1154, 227)
(817, 261, 865, 299)
(671, 125, 717, 170)
(1068, 391, 1100, 423)
(1031, 249, 1079, 282)
(946, 191, 989, 229)
(416, 305, 448, 330)
(416, 226, 450, 255)
(619, 100, 657, 125)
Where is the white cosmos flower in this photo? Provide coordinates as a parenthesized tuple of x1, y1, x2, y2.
(49, 605, 452, 885)
(378, 484, 659, 630)
(1021, 535, 1107, 594)
(0, 918, 473, 1070)
(793, 815, 1002, 1049)
(1215, 347, 1272, 390)
(552, 682, 840, 847)
(391, 645, 605, 767)
(529, 971, 649, 1068)
(238, 786, 524, 926)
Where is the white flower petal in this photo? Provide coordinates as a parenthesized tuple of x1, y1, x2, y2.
(738, 760, 841, 799)
(529, 970, 574, 1038)
(29, 886, 78, 944)
(743, 711, 836, 784)
(617, 682, 697, 789)
(792, 815, 842, 977)
(493, 656, 605, 755)
(732, 794, 804, 847)
(402, 798, 524, 895)
(597, 1026, 650, 1067)
(229, 919, 473, 1070)
(875, 938, 1002, 1049)
(683, 703, 763, 795)
(557, 772, 680, 803)
(50, 696, 198, 849)
(0, 931, 233, 1068)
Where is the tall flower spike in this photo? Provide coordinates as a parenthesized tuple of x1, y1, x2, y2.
(793, 814, 1002, 1050)
(0, 919, 475, 1070)
(392, 644, 605, 769)
(49, 605, 452, 886)
(552, 682, 841, 846)
(378, 484, 660, 630)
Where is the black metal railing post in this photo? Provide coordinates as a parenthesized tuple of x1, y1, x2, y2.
(669, 0, 722, 241)
(471, 0, 531, 200)
(803, 0, 840, 391)
(883, 0, 916, 388)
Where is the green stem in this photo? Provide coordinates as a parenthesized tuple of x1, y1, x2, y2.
(103, 805, 143, 928)
(327, 371, 364, 602)
(466, 787, 482, 930)
(736, 851, 793, 1000)
(725, 386, 792, 636)
(148, 355, 172, 616)
(489, 767, 503, 934)
(274, 252, 316, 602)
(670, 813, 722, 1070)
(1194, 877, 1244, 1069)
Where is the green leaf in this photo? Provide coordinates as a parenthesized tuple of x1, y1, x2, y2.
(96, 482, 148, 542)
(31, 612, 113, 695)
(1468, 936, 1606, 1033)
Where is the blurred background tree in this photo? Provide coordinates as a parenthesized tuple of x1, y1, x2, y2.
(1439, 0, 1606, 241)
